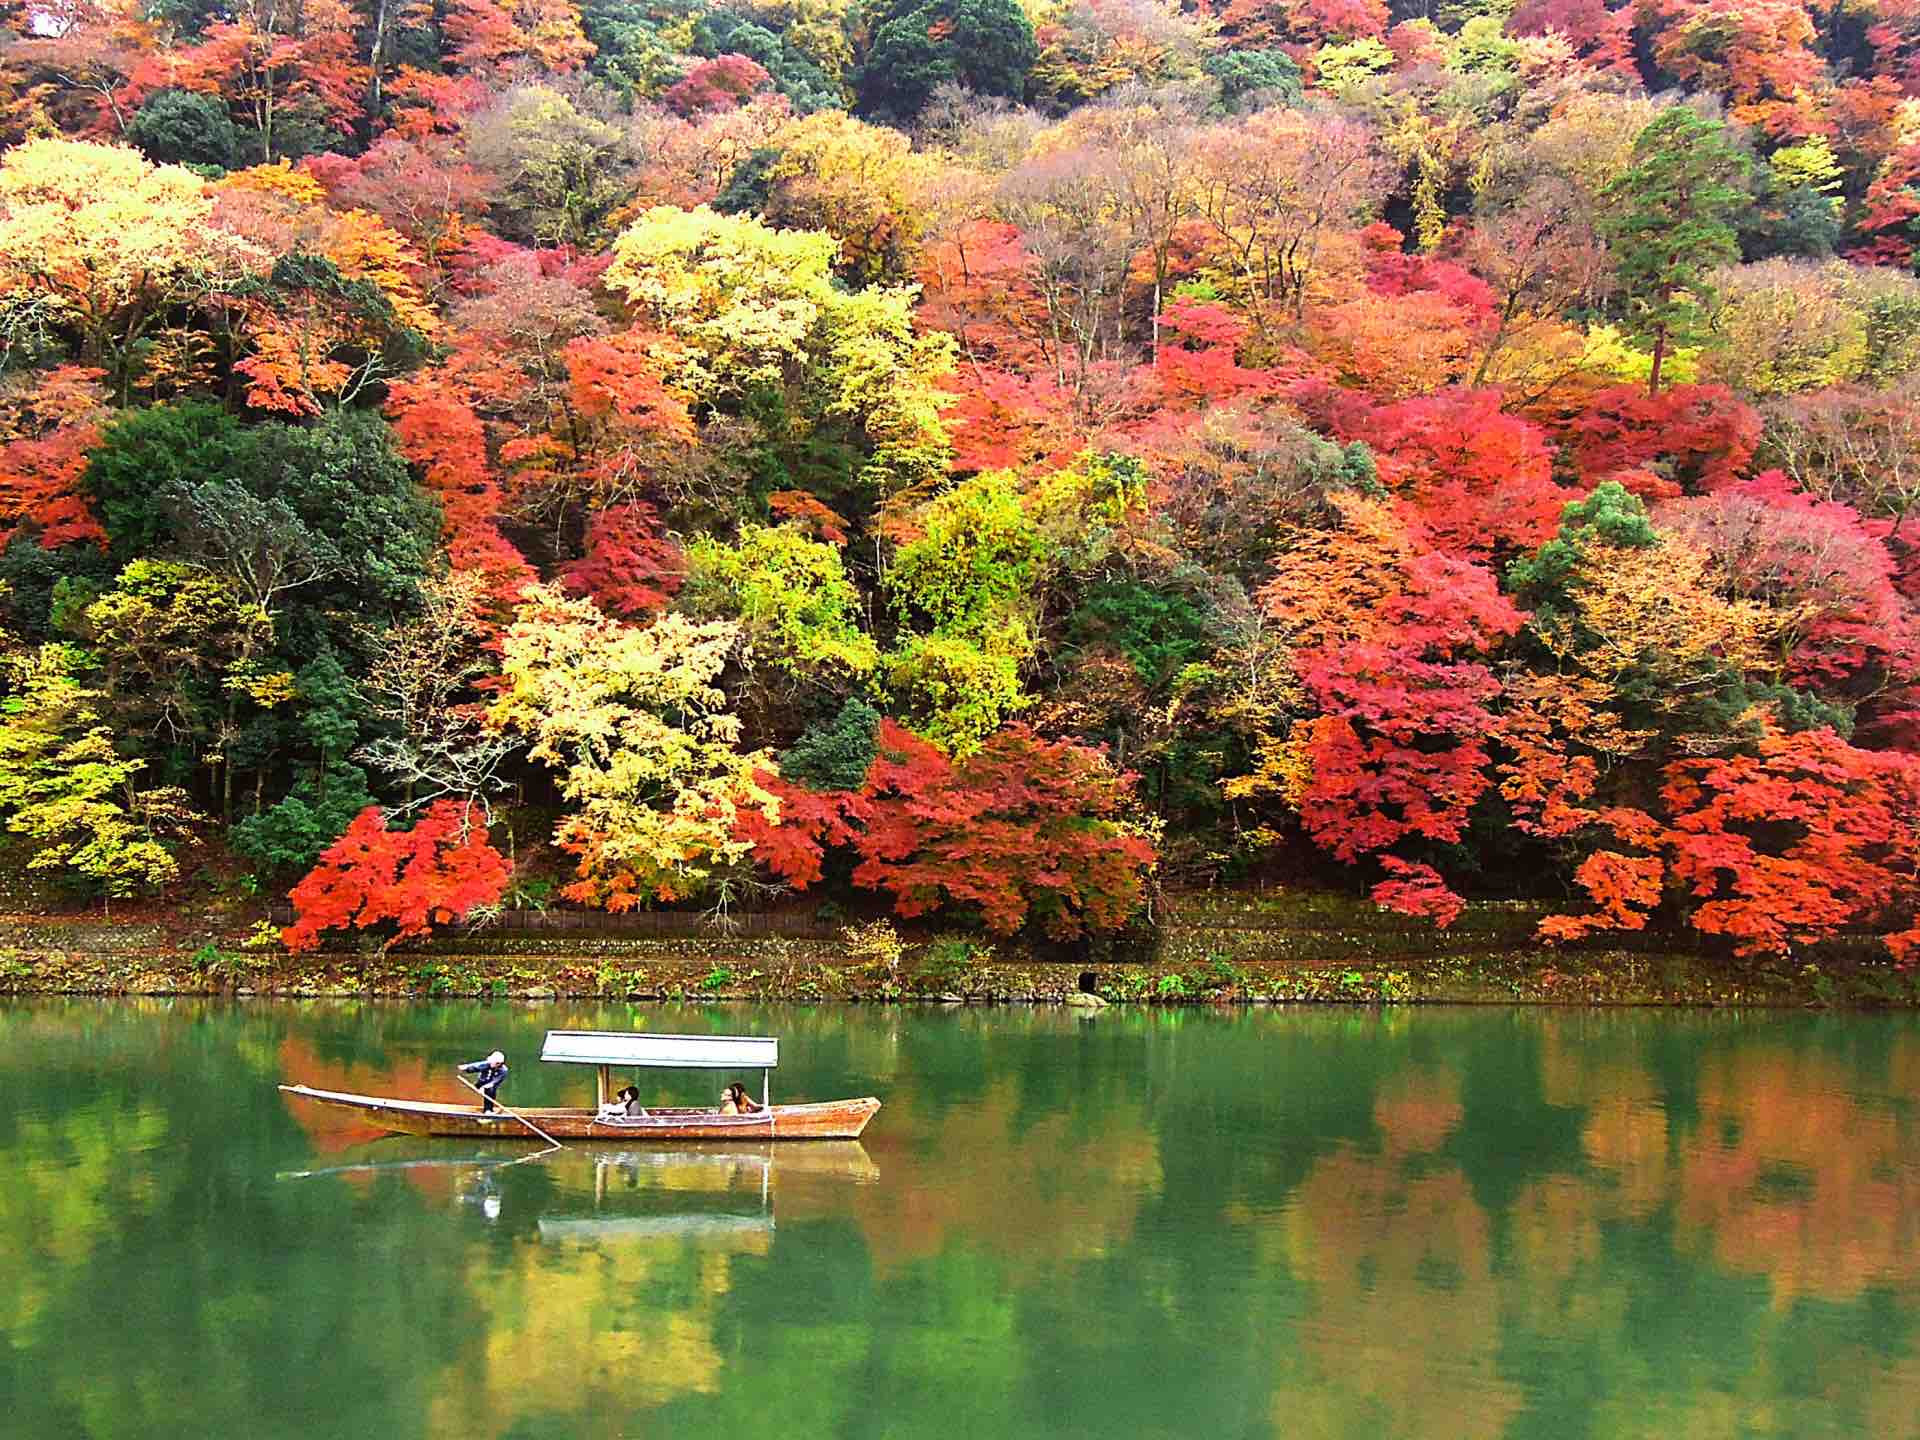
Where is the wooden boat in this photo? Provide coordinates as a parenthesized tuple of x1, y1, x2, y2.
(279, 1029, 881, 1141)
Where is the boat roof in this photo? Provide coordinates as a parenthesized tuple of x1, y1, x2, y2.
(541, 1030, 779, 1070)
(538, 1214, 772, 1244)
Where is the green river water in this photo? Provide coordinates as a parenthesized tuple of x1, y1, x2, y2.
(1, 999, 1917, 1439)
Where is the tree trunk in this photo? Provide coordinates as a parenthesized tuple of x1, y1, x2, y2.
(368, 0, 389, 120)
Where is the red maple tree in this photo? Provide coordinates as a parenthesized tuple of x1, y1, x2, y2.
(738, 721, 1156, 938)
(282, 801, 512, 952)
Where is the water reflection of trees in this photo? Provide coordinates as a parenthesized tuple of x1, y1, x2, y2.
(1248, 1014, 1920, 1438)
(1, 1003, 1918, 1438)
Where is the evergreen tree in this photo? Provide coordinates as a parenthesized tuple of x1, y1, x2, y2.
(855, 0, 1037, 122)
(1602, 108, 1751, 394)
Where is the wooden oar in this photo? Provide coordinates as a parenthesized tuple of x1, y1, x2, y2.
(456, 1073, 567, 1154)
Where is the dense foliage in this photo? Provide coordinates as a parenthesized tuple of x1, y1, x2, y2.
(4, 0, 1920, 957)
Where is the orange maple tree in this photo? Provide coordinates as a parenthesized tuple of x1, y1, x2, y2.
(0, 365, 110, 549)
(1538, 719, 1920, 960)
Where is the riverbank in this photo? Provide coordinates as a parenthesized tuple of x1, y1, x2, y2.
(2, 889, 1914, 1007)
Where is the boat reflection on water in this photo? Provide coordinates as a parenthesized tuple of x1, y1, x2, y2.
(280, 1139, 879, 1237)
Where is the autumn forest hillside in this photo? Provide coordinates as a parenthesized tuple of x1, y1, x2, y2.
(3, 0, 1920, 959)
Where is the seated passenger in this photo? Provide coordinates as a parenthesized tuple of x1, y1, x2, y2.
(599, 1085, 648, 1120)
(720, 1081, 762, 1115)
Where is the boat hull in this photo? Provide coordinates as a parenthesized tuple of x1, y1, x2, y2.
(279, 1084, 881, 1140)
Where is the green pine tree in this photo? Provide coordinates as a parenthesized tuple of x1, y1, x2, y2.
(1602, 108, 1752, 395)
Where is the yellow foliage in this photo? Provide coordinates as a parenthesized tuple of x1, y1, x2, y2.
(218, 160, 327, 207)
(766, 111, 943, 279)
(1770, 135, 1843, 201)
(604, 204, 839, 396)
(1223, 719, 1320, 810)
(1314, 38, 1396, 94)
(1545, 539, 1773, 702)
(491, 586, 776, 907)
(1703, 259, 1872, 397)
(603, 205, 952, 494)
(223, 664, 299, 709)
(320, 208, 439, 337)
(1524, 92, 1670, 204)
(0, 139, 211, 340)
(1577, 323, 1700, 389)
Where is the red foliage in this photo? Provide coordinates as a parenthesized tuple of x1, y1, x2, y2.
(281, 801, 512, 952)
(1384, 19, 1448, 68)
(1261, 496, 1525, 919)
(382, 66, 497, 139)
(384, 374, 536, 619)
(1539, 723, 1920, 959)
(733, 774, 864, 890)
(445, 234, 611, 298)
(1287, 0, 1388, 41)
(558, 501, 684, 617)
(1656, 476, 1918, 690)
(917, 219, 1056, 376)
(1563, 383, 1761, 497)
(117, 1, 370, 139)
(555, 332, 695, 460)
(1371, 856, 1465, 927)
(442, 0, 592, 76)
(1361, 226, 1498, 327)
(1643, 0, 1824, 137)
(1149, 299, 1289, 407)
(1854, 139, 1920, 265)
(303, 137, 493, 265)
(663, 54, 773, 117)
(1356, 389, 1571, 560)
(0, 366, 110, 550)
(1508, 0, 1637, 74)
(768, 490, 850, 545)
(1830, 77, 1905, 173)
(938, 367, 1090, 473)
(738, 721, 1156, 938)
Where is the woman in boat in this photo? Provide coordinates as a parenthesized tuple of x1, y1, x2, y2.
(599, 1085, 648, 1120)
(457, 1050, 509, 1112)
(720, 1082, 762, 1115)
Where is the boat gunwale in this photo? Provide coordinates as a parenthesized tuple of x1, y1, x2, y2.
(279, 1083, 874, 1119)
(277, 1084, 880, 1138)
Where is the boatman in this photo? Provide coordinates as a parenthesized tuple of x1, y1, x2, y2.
(457, 1050, 509, 1112)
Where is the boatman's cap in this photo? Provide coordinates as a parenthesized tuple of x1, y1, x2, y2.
(487, 1050, 505, 1065)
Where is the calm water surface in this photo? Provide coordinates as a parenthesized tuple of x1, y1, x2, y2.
(2, 1000, 1917, 1439)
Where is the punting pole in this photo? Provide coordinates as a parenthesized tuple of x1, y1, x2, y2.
(457, 1074, 567, 1155)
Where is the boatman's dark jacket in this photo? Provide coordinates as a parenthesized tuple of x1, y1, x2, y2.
(458, 1059, 508, 1095)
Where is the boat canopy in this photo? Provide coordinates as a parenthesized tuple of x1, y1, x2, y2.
(541, 1030, 779, 1071)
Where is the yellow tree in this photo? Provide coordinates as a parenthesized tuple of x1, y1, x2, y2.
(683, 522, 878, 684)
(0, 642, 196, 899)
(763, 110, 946, 283)
(602, 205, 954, 498)
(489, 585, 777, 909)
(1496, 483, 1778, 850)
(0, 139, 213, 400)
